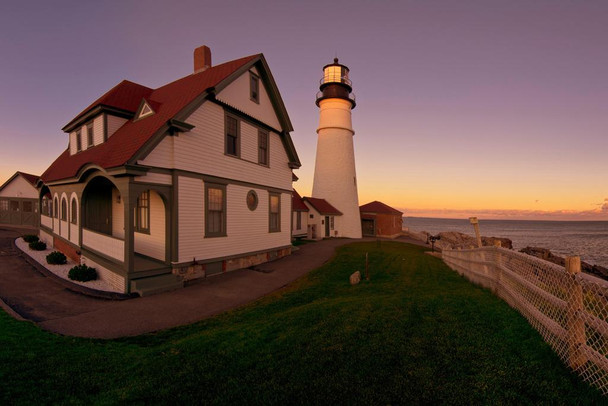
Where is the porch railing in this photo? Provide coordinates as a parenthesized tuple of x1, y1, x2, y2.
(82, 228, 124, 262)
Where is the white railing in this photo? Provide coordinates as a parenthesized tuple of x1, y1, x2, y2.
(40, 215, 52, 229)
(82, 228, 124, 262)
(442, 247, 608, 395)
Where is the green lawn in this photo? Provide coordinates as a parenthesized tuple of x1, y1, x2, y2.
(0, 241, 603, 404)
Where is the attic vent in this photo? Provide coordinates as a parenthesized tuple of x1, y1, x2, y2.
(136, 100, 155, 120)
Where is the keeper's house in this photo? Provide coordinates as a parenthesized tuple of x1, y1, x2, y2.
(0, 171, 40, 227)
(38, 46, 300, 295)
(360, 201, 403, 238)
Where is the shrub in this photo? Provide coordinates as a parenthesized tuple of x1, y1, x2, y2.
(46, 251, 67, 265)
(29, 241, 47, 251)
(68, 264, 97, 282)
(22, 234, 39, 243)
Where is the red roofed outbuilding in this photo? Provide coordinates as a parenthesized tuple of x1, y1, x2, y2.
(302, 196, 342, 240)
(359, 201, 404, 238)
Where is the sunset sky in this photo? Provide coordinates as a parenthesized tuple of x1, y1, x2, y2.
(1, 0, 607, 220)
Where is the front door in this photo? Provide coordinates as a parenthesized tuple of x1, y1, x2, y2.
(86, 189, 112, 235)
(362, 219, 375, 236)
(324, 216, 330, 237)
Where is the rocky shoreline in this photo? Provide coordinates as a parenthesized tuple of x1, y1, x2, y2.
(403, 230, 608, 280)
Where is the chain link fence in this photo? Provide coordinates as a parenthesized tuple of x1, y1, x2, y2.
(442, 246, 608, 395)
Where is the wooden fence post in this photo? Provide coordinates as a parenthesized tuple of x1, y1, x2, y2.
(469, 217, 482, 248)
(566, 256, 587, 370)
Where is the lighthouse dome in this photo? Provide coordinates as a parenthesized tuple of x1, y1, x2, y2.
(316, 57, 356, 108)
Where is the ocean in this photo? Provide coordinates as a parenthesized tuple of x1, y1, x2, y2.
(403, 217, 608, 268)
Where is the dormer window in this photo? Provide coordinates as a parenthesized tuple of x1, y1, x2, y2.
(76, 130, 82, 152)
(250, 72, 259, 104)
(86, 123, 94, 148)
(136, 99, 155, 120)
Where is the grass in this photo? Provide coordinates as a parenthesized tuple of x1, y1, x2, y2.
(0, 241, 604, 404)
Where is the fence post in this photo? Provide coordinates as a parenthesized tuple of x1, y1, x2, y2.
(566, 256, 587, 370)
(469, 217, 482, 248)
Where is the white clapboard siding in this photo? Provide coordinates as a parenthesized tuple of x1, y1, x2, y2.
(177, 176, 204, 261)
(70, 223, 79, 245)
(82, 229, 124, 261)
(41, 215, 52, 229)
(106, 115, 128, 139)
(178, 181, 290, 262)
(140, 103, 291, 190)
(292, 211, 307, 236)
(0, 175, 38, 198)
(112, 188, 125, 239)
(60, 220, 69, 239)
(134, 191, 165, 261)
(134, 173, 172, 185)
(69, 131, 77, 155)
(215, 67, 282, 130)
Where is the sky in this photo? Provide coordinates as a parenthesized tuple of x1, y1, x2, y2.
(1, 0, 607, 220)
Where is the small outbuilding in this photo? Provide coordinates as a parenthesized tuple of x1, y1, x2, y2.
(292, 189, 309, 238)
(0, 171, 40, 227)
(302, 197, 342, 240)
(359, 201, 403, 238)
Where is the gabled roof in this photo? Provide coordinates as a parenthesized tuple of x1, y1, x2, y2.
(292, 189, 309, 212)
(0, 171, 40, 191)
(303, 197, 342, 216)
(360, 201, 403, 215)
(42, 53, 300, 183)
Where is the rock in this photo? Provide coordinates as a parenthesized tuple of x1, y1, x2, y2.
(519, 246, 608, 281)
(350, 271, 361, 285)
(435, 232, 513, 251)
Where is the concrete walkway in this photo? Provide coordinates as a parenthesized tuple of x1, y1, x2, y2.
(0, 226, 427, 339)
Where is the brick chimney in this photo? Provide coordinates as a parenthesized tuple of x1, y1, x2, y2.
(194, 45, 212, 73)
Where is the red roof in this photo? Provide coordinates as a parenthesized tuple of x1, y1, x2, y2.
(292, 189, 309, 212)
(359, 201, 403, 215)
(303, 197, 342, 216)
(17, 172, 40, 186)
(42, 55, 258, 183)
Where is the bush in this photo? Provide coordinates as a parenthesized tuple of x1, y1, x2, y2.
(46, 251, 67, 265)
(29, 241, 47, 251)
(22, 234, 39, 243)
(68, 264, 97, 282)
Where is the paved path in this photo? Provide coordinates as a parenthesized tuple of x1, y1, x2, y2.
(0, 226, 427, 339)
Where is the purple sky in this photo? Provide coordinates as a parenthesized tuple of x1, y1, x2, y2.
(1, 0, 607, 220)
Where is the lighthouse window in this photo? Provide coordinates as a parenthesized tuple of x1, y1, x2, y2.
(250, 72, 259, 103)
(225, 114, 240, 157)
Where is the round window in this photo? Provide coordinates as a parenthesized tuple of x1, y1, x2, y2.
(246, 190, 258, 211)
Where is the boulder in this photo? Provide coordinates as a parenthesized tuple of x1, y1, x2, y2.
(350, 271, 361, 285)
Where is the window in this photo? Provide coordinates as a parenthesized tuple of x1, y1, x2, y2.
(330, 216, 335, 230)
(10, 201, 19, 212)
(41, 195, 51, 216)
(205, 185, 226, 237)
(250, 72, 259, 103)
(71, 198, 78, 224)
(269, 193, 280, 232)
(86, 123, 94, 148)
(61, 198, 67, 221)
(53, 197, 59, 217)
(258, 130, 269, 165)
(0, 200, 8, 211)
(296, 211, 302, 229)
(76, 130, 82, 152)
(225, 114, 239, 157)
(22, 201, 33, 213)
(246, 190, 258, 211)
(135, 191, 150, 233)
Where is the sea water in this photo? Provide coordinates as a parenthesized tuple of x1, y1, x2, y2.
(403, 217, 608, 268)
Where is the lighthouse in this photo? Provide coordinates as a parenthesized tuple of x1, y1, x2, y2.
(311, 58, 362, 238)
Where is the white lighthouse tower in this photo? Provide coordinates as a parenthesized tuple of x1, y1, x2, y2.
(312, 58, 362, 238)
